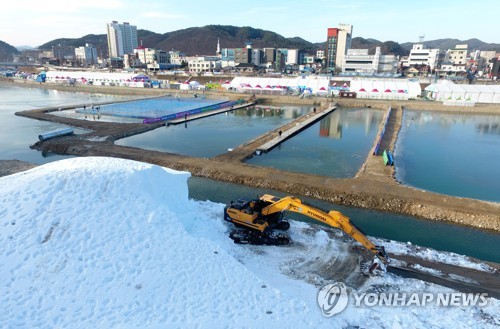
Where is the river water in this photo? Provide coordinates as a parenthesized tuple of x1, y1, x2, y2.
(115, 105, 312, 158)
(247, 108, 384, 177)
(395, 109, 500, 202)
(1, 83, 499, 263)
(0, 83, 130, 163)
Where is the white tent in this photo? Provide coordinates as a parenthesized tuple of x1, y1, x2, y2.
(45, 71, 138, 86)
(382, 81, 397, 99)
(463, 85, 481, 102)
(474, 85, 495, 103)
(493, 89, 500, 103)
(424, 83, 500, 104)
(349, 80, 371, 99)
(447, 83, 467, 101)
(370, 81, 383, 99)
(179, 82, 191, 90)
(228, 76, 329, 95)
(349, 79, 420, 100)
(426, 84, 453, 101)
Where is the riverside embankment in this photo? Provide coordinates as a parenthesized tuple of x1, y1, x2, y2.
(8, 79, 500, 233)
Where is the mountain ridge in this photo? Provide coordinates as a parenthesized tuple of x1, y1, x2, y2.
(1, 25, 498, 62)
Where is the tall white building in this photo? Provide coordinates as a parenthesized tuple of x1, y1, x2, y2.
(107, 21, 138, 58)
(407, 43, 440, 69)
(75, 43, 98, 65)
(325, 24, 353, 72)
(336, 24, 353, 70)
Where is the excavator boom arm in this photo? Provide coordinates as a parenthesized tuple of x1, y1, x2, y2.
(259, 194, 388, 263)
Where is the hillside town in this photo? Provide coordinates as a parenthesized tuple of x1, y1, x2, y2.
(1, 21, 500, 105)
(2, 21, 499, 78)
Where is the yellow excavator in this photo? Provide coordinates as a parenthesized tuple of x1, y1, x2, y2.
(224, 194, 389, 273)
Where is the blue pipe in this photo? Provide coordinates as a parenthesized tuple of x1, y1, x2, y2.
(38, 128, 74, 141)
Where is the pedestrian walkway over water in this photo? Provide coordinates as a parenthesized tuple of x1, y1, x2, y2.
(353, 106, 403, 181)
(256, 105, 336, 154)
(166, 101, 255, 125)
(374, 106, 402, 156)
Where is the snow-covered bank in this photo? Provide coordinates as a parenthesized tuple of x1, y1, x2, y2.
(0, 157, 497, 328)
(0, 157, 322, 328)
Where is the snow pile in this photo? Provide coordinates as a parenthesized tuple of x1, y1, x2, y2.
(1, 157, 498, 328)
(0, 157, 321, 328)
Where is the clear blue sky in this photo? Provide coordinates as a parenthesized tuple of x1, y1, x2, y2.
(1, 0, 497, 48)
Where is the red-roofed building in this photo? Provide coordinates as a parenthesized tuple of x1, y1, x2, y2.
(325, 24, 353, 73)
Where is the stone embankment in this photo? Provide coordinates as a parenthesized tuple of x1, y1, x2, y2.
(8, 79, 500, 233)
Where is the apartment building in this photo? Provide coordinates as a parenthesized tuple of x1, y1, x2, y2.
(134, 45, 169, 65)
(477, 50, 497, 73)
(441, 44, 468, 73)
(52, 44, 75, 61)
(107, 21, 138, 58)
(325, 24, 353, 72)
(407, 43, 440, 69)
(187, 56, 221, 73)
(75, 44, 98, 66)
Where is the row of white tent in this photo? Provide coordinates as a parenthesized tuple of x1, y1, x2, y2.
(227, 76, 330, 94)
(424, 83, 500, 104)
(43, 71, 151, 87)
(349, 79, 422, 100)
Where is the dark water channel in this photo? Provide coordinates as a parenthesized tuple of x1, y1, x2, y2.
(188, 176, 500, 263)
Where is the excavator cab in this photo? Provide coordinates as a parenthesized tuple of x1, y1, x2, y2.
(225, 197, 291, 245)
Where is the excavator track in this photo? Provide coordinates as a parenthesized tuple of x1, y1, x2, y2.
(230, 229, 290, 246)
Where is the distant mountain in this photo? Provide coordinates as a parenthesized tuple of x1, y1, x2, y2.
(16, 46, 36, 51)
(140, 25, 320, 55)
(0, 40, 19, 61)
(350, 37, 409, 56)
(38, 34, 109, 57)
(400, 38, 500, 53)
(2, 26, 498, 62)
(35, 25, 319, 57)
(316, 37, 409, 57)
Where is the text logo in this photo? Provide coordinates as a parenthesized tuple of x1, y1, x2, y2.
(317, 282, 349, 317)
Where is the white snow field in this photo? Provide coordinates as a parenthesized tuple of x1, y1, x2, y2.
(0, 157, 498, 329)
